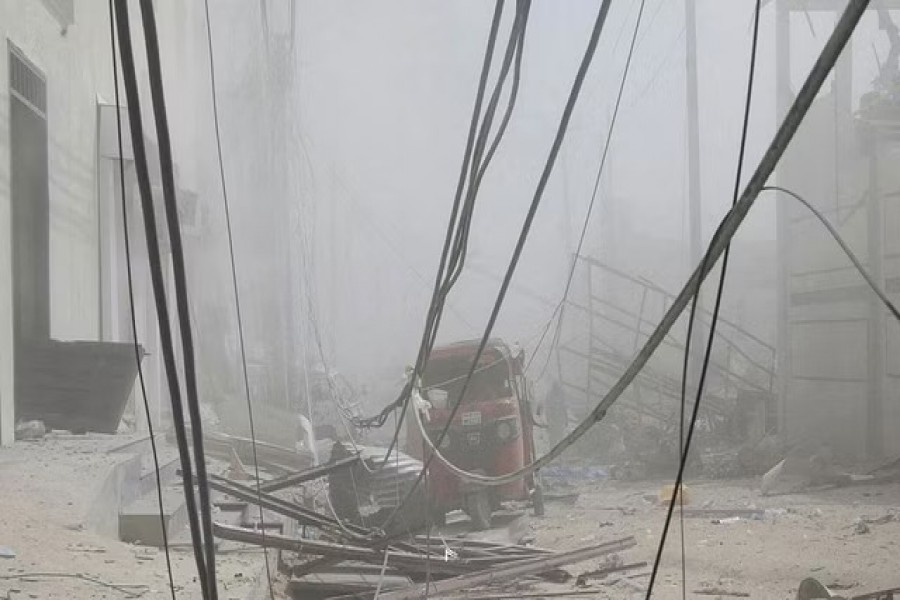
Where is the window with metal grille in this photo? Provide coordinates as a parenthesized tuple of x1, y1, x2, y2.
(8, 43, 47, 118)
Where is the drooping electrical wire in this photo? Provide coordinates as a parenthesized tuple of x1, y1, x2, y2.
(202, 2, 275, 597)
(107, 2, 176, 598)
(353, 0, 528, 465)
(763, 186, 900, 321)
(380, 0, 615, 532)
(351, 0, 505, 434)
(525, 0, 648, 380)
(646, 3, 861, 597)
(112, 0, 211, 595)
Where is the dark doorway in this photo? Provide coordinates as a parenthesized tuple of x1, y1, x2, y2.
(9, 43, 50, 395)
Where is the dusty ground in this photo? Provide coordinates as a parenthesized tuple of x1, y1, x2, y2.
(523, 476, 900, 599)
(0, 433, 270, 600)
(3, 435, 898, 599)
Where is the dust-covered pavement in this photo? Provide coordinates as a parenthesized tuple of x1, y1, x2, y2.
(0, 434, 272, 600)
(526, 477, 900, 599)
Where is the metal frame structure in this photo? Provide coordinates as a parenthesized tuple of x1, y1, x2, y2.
(558, 255, 777, 440)
(775, 1, 900, 458)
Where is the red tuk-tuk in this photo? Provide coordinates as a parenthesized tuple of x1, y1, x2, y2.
(406, 338, 543, 529)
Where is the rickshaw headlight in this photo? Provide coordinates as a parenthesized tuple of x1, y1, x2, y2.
(496, 419, 514, 442)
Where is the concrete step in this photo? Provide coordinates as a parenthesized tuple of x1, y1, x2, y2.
(119, 484, 189, 547)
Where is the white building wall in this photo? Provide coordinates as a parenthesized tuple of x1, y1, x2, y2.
(0, 0, 114, 444)
(0, 0, 203, 445)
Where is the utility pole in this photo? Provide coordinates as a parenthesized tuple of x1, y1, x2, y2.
(684, 0, 705, 434)
(685, 0, 701, 268)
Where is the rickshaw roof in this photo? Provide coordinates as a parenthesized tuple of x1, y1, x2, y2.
(428, 338, 512, 365)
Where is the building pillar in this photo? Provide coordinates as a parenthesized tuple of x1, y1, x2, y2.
(774, 0, 792, 442)
(0, 52, 14, 446)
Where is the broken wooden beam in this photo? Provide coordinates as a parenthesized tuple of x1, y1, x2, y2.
(575, 561, 648, 585)
(287, 570, 412, 598)
(209, 475, 366, 541)
(214, 523, 467, 577)
(443, 590, 621, 600)
(211, 475, 431, 556)
(375, 536, 637, 600)
(259, 454, 361, 493)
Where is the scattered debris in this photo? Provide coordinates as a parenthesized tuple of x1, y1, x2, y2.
(210, 465, 640, 600)
(761, 459, 786, 496)
(226, 448, 253, 481)
(682, 508, 766, 521)
(542, 492, 580, 505)
(658, 483, 691, 506)
(374, 537, 637, 600)
(575, 558, 647, 586)
(14, 420, 46, 441)
(694, 587, 750, 597)
(0, 573, 148, 598)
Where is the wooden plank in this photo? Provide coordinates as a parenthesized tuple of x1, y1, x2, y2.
(376, 537, 637, 600)
(287, 571, 411, 597)
(213, 523, 478, 577)
(259, 454, 360, 493)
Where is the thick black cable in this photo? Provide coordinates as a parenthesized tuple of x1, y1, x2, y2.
(360, 1, 520, 443)
(446, 1, 531, 289)
(381, 0, 614, 532)
(524, 0, 648, 378)
(420, 0, 528, 372)
(202, 2, 275, 597)
(107, 2, 176, 598)
(649, 0, 762, 596)
(112, 1, 210, 596)
(363, 0, 508, 455)
(358, 0, 506, 435)
(134, 1, 218, 596)
(763, 186, 900, 322)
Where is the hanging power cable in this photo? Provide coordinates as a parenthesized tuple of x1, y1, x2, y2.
(135, 1, 219, 595)
(524, 0, 648, 380)
(202, 2, 275, 598)
(351, 0, 506, 433)
(112, 0, 211, 596)
(762, 186, 900, 321)
(353, 0, 530, 464)
(380, 0, 615, 531)
(107, 2, 176, 598)
(646, 3, 866, 597)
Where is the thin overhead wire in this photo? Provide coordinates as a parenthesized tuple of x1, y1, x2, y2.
(353, 0, 527, 461)
(107, 2, 176, 598)
(525, 0, 648, 378)
(202, 2, 275, 597)
(380, 0, 614, 531)
(112, 0, 210, 595)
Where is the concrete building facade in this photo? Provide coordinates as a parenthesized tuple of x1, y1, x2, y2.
(0, 0, 208, 445)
